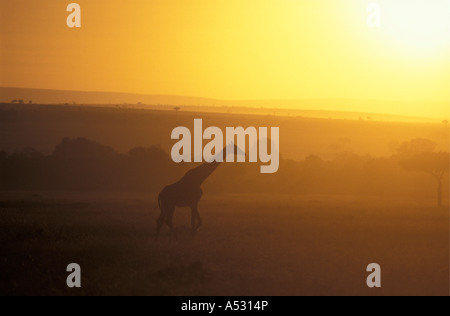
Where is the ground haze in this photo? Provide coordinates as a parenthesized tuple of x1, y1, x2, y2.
(0, 103, 448, 296)
(0, 192, 448, 296)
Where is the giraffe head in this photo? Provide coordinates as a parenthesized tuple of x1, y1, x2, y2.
(234, 144, 246, 157)
(224, 143, 246, 158)
(208, 143, 246, 162)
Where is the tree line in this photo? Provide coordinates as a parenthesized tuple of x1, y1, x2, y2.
(0, 137, 448, 205)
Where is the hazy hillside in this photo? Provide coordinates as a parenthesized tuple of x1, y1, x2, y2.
(0, 87, 216, 107)
(1, 87, 445, 123)
(0, 103, 448, 161)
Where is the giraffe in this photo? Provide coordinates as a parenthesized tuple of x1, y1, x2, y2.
(156, 143, 244, 240)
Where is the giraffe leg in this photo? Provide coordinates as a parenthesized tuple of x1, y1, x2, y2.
(191, 207, 197, 231)
(195, 211, 203, 231)
(165, 206, 177, 240)
(155, 211, 165, 241)
(193, 206, 202, 232)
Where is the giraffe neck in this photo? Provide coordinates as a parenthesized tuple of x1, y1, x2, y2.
(180, 146, 229, 186)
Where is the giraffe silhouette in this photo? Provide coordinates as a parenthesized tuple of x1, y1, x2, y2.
(156, 143, 244, 240)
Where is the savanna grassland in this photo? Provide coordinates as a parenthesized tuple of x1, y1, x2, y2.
(0, 103, 448, 296)
(0, 192, 448, 296)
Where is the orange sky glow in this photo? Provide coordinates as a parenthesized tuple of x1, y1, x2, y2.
(1, 0, 449, 118)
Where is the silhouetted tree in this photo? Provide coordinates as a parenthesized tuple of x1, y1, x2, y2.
(125, 146, 174, 190)
(397, 138, 436, 157)
(2, 148, 45, 189)
(401, 152, 449, 207)
(174, 107, 181, 113)
(0, 135, 446, 200)
(50, 138, 118, 190)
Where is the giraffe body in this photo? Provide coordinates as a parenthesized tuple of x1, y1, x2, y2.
(156, 144, 242, 240)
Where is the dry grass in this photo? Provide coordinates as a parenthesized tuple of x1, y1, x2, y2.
(0, 192, 448, 296)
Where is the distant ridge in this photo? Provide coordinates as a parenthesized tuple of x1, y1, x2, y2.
(0, 87, 445, 123)
(0, 87, 218, 106)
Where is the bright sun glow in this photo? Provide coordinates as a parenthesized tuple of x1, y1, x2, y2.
(381, 0, 450, 54)
(1, 0, 449, 118)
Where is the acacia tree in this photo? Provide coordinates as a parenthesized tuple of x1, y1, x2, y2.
(400, 152, 449, 207)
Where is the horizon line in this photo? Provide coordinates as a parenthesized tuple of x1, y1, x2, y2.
(1, 86, 448, 104)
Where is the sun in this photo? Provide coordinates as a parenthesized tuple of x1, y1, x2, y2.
(380, 0, 450, 55)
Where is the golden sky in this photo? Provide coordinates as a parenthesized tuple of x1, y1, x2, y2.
(1, 0, 449, 117)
